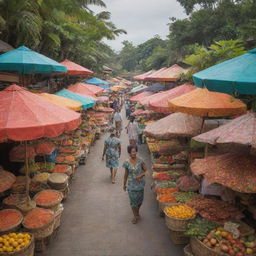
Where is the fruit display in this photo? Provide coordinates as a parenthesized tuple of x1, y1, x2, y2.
(0, 209, 23, 232)
(153, 170, 186, 180)
(186, 197, 243, 224)
(34, 190, 62, 207)
(174, 192, 200, 203)
(165, 205, 196, 219)
(157, 194, 176, 203)
(201, 228, 256, 255)
(0, 233, 32, 253)
(155, 187, 179, 194)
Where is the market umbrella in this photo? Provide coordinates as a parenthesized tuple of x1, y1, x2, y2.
(138, 91, 166, 106)
(132, 109, 153, 116)
(191, 153, 256, 193)
(40, 93, 82, 111)
(0, 46, 66, 74)
(97, 96, 109, 102)
(0, 84, 81, 199)
(67, 82, 97, 99)
(168, 88, 246, 117)
(193, 112, 256, 148)
(60, 59, 93, 75)
(55, 89, 96, 110)
(85, 77, 109, 86)
(81, 83, 104, 95)
(146, 64, 186, 82)
(145, 67, 167, 81)
(140, 83, 165, 92)
(134, 70, 155, 81)
(144, 113, 203, 140)
(149, 83, 196, 113)
(130, 84, 147, 94)
(193, 49, 256, 95)
(130, 91, 154, 102)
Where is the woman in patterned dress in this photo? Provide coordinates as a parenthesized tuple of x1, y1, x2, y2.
(123, 145, 147, 224)
(102, 128, 121, 183)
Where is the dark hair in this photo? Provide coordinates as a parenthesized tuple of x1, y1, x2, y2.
(130, 116, 135, 122)
(127, 145, 138, 154)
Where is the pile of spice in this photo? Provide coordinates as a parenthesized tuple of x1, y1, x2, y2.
(0, 209, 23, 231)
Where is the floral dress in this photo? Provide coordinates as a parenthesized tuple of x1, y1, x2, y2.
(105, 137, 121, 168)
(123, 158, 145, 207)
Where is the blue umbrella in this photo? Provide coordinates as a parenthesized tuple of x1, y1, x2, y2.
(84, 77, 109, 86)
(130, 85, 147, 94)
(193, 49, 256, 95)
(55, 89, 95, 110)
(0, 46, 67, 74)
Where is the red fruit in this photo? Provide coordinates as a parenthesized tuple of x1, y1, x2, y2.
(228, 249, 235, 256)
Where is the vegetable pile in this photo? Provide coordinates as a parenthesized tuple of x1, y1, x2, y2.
(165, 205, 196, 219)
(174, 192, 199, 203)
(155, 181, 177, 188)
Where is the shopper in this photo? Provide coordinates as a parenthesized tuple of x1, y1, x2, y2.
(123, 145, 147, 224)
(125, 100, 131, 118)
(113, 109, 122, 137)
(102, 127, 121, 183)
(126, 116, 139, 146)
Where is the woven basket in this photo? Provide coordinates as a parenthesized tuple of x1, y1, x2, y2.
(190, 237, 227, 256)
(53, 204, 64, 230)
(169, 230, 189, 245)
(47, 173, 68, 190)
(58, 185, 69, 200)
(158, 201, 177, 213)
(0, 209, 23, 235)
(164, 206, 195, 231)
(183, 244, 194, 256)
(0, 233, 35, 256)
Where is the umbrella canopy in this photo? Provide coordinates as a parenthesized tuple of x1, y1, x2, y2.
(146, 64, 186, 82)
(140, 83, 165, 92)
(130, 91, 154, 102)
(97, 96, 109, 102)
(134, 70, 155, 81)
(191, 153, 256, 193)
(0, 46, 67, 74)
(55, 89, 95, 110)
(40, 93, 82, 111)
(149, 83, 196, 113)
(145, 67, 167, 81)
(60, 59, 93, 75)
(130, 84, 147, 94)
(193, 112, 256, 148)
(193, 49, 256, 95)
(132, 110, 153, 116)
(168, 88, 247, 117)
(67, 83, 97, 99)
(144, 113, 203, 140)
(108, 77, 120, 83)
(0, 85, 81, 141)
(138, 91, 166, 106)
(85, 77, 109, 86)
(81, 83, 104, 95)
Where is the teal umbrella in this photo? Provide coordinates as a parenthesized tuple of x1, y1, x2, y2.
(193, 49, 256, 95)
(0, 46, 67, 74)
(84, 77, 109, 86)
(130, 85, 147, 94)
(55, 89, 95, 110)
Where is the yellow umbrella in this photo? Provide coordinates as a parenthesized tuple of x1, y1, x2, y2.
(40, 93, 82, 111)
(111, 86, 121, 92)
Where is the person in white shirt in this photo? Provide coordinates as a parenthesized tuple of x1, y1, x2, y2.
(126, 116, 139, 146)
(113, 109, 122, 137)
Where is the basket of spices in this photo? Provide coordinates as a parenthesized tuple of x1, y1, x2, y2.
(11, 177, 29, 194)
(53, 204, 64, 230)
(47, 173, 68, 190)
(0, 209, 23, 235)
(3, 194, 27, 210)
(32, 173, 50, 185)
(52, 165, 72, 177)
(0, 232, 34, 256)
(22, 208, 54, 239)
(34, 190, 63, 212)
(164, 204, 196, 231)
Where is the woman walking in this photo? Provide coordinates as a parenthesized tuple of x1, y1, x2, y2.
(126, 116, 139, 146)
(102, 127, 121, 183)
(123, 145, 147, 224)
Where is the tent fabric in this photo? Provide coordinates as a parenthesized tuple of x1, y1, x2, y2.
(145, 67, 167, 81)
(191, 153, 256, 193)
(193, 113, 256, 148)
(138, 92, 166, 106)
(40, 93, 82, 111)
(193, 49, 256, 95)
(144, 113, 203, 140)
(97, 96, 109, 102)
(67, 83, 97, 99)
(130, 91, 154, 102)
(168, 88, 247, 117)
(0, 46, 67, 74)
(134, 70, 155, 81)
(60, 59, 93, 75)
(0, 84, 81, 142)
(149, 83, 196, 113)
(130, 84, 147, 94)
(81, 83, 104, 95)
(85, 77, 109, 86)
(55, 89, 95, 110)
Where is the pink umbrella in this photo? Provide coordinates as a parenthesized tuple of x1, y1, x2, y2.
(130, 91, 154, 102)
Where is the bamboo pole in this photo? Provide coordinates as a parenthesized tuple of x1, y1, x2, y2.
(25, 141, 30, 203)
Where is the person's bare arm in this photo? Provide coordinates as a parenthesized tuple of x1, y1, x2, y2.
(102, 145, 106, 160)
(123, 168, 129, 191)
(136, 162, 147, 180)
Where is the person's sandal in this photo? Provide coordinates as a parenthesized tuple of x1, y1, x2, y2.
(131, 217, 137, 224)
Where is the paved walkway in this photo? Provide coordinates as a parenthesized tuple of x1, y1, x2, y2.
(40, 112, 183, 256)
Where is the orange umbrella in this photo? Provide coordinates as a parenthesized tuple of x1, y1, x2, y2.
(168, 88, 246, 117)
(68, 82, 97, 99)
(60, 59, 93, 75)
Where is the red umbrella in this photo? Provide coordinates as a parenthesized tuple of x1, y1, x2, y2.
(191, 153, 256, 193)
(0, 84, 81, 142)
(68, 82, 97, 99)
(149, 83, 196, 113)
(81, 83, 104, 95)
(193, 113, 256, 148)
(60, 59, 93, 75)
(130, 91, 154, 102)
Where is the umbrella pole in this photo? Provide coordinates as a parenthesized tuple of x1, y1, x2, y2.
(200, 118, 205, 133)
(25, 141, 30, 203)
(204, 143, 209, 158)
